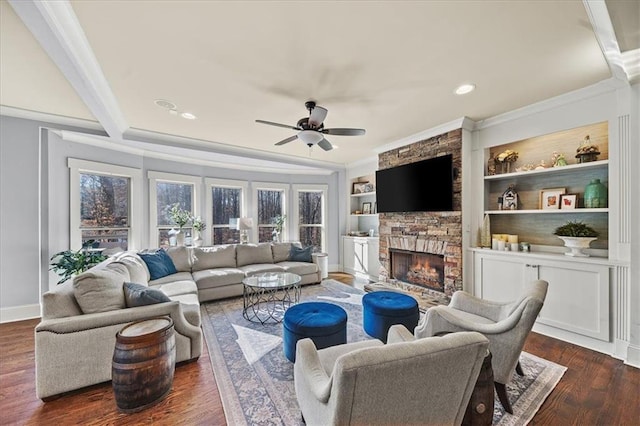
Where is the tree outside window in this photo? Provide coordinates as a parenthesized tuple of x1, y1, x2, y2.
(298, 191, 323, 252)
(156, 182, 193, 247)
(79, 173, 130, 250)
(212, 187, 241, 244)
(257, 189, 284, 242)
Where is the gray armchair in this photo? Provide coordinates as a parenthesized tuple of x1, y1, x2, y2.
(294, 325, 489, 426)
(415, 279, 548, 414)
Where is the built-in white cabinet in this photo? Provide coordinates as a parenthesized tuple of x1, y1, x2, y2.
(342, 236, 381, 281)
(473, 249, 611, 343)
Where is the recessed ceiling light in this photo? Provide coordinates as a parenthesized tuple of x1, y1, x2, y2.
(454, 84, 476, 95)
(154, 99, 177, 110)
(180, 112, 197, 120)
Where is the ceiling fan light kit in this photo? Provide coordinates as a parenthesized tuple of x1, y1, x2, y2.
(256, 100, 365, 152)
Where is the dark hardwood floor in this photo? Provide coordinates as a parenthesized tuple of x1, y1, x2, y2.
(1, 273, 638, 425)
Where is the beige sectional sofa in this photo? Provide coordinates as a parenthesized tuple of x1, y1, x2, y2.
(36, 242, 321, 399)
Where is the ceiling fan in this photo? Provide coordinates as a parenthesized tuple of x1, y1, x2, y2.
(256, 101, 365, 151)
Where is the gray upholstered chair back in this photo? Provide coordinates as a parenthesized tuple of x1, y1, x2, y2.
(294, 328, 489, 426)
(415, 279, 548, 385)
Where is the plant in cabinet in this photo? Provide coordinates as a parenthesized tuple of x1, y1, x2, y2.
(553, 221, 598, 257)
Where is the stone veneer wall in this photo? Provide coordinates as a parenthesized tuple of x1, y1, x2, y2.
(378, 129, 462, 296)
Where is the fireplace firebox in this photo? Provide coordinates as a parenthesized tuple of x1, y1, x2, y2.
(389, 249, 445, 292)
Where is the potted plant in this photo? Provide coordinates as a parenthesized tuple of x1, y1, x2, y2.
(553, 221, 598, 257)
(49, 240, 108, 284)
(169, 204, 193, 246)
(192, 216, 206, 247)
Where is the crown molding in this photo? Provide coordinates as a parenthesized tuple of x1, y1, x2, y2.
(373, 117, 473, 154)
(583, 0, 630, 83)
(1, 105, 104, 131)
(8, 0, 128, 138)
(55, 130, 337, 175)
(473, 79, 617, 130)
(124, 128, 345, 173)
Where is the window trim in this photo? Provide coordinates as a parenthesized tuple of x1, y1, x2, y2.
(148, 171, 202, 248)
(68, 158, 143, 250)
(205, 178, 248, 246)
(252, 182, 290, 244)
(292, 184, 328, 252)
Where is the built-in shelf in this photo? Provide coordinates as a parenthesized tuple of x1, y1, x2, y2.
(350, 214, 379, 217)
(484, 159, 608, 181)
(485, 208, 608, 215)
(351, 191, 376, 198)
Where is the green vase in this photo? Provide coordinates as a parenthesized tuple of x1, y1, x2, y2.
(584, 179, 607, 208)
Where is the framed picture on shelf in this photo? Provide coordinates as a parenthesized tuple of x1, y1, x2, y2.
(362, 202, 372, 215)
(560, 194, 577, 209)
(540, 187, 566, 210)
(352, 182, 368, 194)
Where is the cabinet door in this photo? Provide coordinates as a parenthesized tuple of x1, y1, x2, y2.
(474, 254, 528, 302)
(342, 238, 356, 272)
(353, 238, 367, 274)
(366, 239, 381, 279)
(536, 260, 610, 341)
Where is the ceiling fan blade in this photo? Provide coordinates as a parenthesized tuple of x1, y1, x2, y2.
(256, 119, 300, 130)
(317, 138, 333, 151)
(275, 135, 298, 146)
(308, 106, 328, 128)
(322, 128, 366, 136)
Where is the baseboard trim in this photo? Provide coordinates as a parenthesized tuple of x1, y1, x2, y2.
(328, 264, 341, 273)
(624, 344, 640, 369)
(0, 304, 41, 324)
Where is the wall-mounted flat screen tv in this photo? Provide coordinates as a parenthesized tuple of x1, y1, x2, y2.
(376, 154, 454, 213)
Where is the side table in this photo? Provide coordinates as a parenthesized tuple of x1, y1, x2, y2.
(112, 317, 176, 413)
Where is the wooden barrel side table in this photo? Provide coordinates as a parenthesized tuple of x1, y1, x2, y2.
(112, 317, 176, 413)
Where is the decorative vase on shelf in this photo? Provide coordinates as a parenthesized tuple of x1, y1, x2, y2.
(558, 236, 597, 257)
(584, 179, 607, 208)
(193, 231, 203, 247)
(168, 228, 178, 246)
(480, 214, 491, 248)
(176, 229, 185, 246)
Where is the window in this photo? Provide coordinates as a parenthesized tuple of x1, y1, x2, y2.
(149, 171, 201, 248)
(293, 184, 327, 252)
(253, 183, 289, 243)
(69, 159, 142, 250)
(205, 178, 247, 245)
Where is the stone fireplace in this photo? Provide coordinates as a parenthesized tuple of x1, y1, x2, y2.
(378, 129, 463, 297)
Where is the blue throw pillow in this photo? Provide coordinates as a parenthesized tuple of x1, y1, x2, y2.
(289, 245, 313, 262)
(138, 249, 178, 280)
(123, 282, 171, 307)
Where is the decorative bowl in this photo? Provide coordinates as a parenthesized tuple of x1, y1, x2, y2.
(557, 236, 597, 257)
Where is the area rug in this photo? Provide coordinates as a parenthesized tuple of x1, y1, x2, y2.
(201, 280, 566, 426)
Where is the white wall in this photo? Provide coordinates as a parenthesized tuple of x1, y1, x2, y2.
(0, 115, 344, 321)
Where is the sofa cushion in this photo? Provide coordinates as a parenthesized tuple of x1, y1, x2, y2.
(277, 261, 318, 276)
(289, 245, 313, 262)
(168, 293, 201, 327)
(41, 280, 83, 319)
(236, 244, 273, 267)
(192, 268, 246, 289)
(72, 263, 129, 314)
(192, 245, 236, 271)
(166, 246, 193, 272)
(112, 252, 149, 285)
(149, 271, 194, 286)
(271, 242, 293, 263)
(238, 264, 285, 276)
(139, 249, 178, 280)
(124, 282, 171, 307)
(149, 280, 198, 297)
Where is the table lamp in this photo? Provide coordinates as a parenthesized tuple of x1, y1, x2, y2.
(236, 217, 253, 244)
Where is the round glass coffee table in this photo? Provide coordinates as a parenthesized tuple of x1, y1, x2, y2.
(242, 272, 302, 324)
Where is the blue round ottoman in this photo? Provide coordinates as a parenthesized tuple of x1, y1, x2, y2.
(362, 291, 420, 342)
(283, 302, 347, 362)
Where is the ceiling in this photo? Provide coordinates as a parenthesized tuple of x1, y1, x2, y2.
(1, 1, 636, 168)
